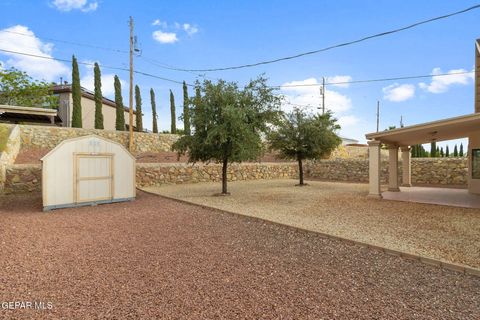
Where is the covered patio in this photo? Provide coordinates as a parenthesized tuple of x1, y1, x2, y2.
(365, 112, 480, 202)
(364, 39, 480, 205)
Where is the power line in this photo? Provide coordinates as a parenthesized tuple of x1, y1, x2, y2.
(274, 70, 475, 88)
(0, 47, 193, 86)
(0, 47, 475, 90)
(0, 29, 195, 77)
(165, 4, 480, 72)
(0, 29, 129, 54)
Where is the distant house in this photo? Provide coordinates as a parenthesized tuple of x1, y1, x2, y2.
(339, 136, 359, 146)
(0, 105, 60, 126)
(52, 83, 136, 131)
(0, 83, 136, 129)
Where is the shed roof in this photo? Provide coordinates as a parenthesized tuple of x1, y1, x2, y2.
(365, 113, 480, 146)
(41, 134, 136, 161)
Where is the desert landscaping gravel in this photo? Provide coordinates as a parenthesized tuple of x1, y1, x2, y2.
(0, 190, 479, 319)
(145, 179, 480, 269)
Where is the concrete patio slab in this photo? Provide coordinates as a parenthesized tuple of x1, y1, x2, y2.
(383, 186, 480, 208)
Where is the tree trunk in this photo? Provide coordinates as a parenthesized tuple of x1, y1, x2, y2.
(298, 158, 304, 185)
(222, 157, 228, 194)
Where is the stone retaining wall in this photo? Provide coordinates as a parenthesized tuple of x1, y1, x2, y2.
(4, 164, 42, 194)
(18, 124, 179, 153)
(306, 158, 468, 185)
(412, 158, 467, 185)
(3, 158, 468, 194)
(0, 125, 21, 192)
(3, 162, 297, 194)
(136, 163, 298, 187)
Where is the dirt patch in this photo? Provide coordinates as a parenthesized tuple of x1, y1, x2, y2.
(0, 191, 478, 319)
(144, 179, 480, 269)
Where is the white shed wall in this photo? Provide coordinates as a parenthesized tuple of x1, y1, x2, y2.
(42, 135, 135, 209)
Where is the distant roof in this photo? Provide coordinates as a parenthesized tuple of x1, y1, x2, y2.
(52, 84, 133, 113)
(0, 104, 57, 115)
(339, 136, 359, 144)
(0, 104, 60, 125)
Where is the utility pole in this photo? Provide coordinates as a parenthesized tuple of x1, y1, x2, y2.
(321, 77, 326, 115)
(376, 100, 380, 132)
(128, 16, 134, 151)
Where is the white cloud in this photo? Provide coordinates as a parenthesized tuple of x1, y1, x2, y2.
(79, 61, 124, 99)
(183, 23, 198, 36)
(51, 0, 98, 12)
(418, 67, 474, 94)
(382, 83, 415, 102)
(0, 25, 69, 82)
(152, 20, 199, 42)
(280, 77, 361, 141)
(326, 75, 352, 88)
(152, 30, 178, 44)
(81, 72, 123, 98)
(281, 77, 352, 113)
(152, 19, 167, 28)
(337, 115, 359, 127)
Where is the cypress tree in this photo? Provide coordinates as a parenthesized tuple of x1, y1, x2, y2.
(411, 145, 416, 158)
(423, 145, 428, 157)
(71, 55, 82, 128)
(454, 144, 458, 157)
(150, 88, 158, 133)
(114, 75, 125, 131)
(182, 81, 190, 135)
(430, 141, 437, 157)
(459, 143, 464, 157)
(93, 62, 103, 129)
(446, 145, 450, 157)
(135, 85, 143, 132)
(440, 147, 444, 157)
(436, 146, 440, 157)
(170, 89, 176, 134)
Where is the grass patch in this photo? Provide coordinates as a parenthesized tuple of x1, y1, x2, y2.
(0, 124, 10, 152)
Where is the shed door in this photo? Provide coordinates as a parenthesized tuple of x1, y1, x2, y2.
(74, 154, 113, 204)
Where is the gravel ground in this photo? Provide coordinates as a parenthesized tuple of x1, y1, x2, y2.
(144, 179, 480, 269)
(0, 191, 479, 319)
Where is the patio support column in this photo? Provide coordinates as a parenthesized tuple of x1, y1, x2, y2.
(367, 140, 382, 199)
(388, 145, 400, 192)
(401, 146, 412, 187)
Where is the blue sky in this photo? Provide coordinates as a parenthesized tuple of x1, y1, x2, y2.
(0, 0, 478, 147)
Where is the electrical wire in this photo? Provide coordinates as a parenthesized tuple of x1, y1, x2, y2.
(2, 4, 478, 74)
(0, 47, 193, 86)
(0, 29, 129, 54)
(274, 70, 475, 88)
(163, 4, 480, 72)
(0, 48, 475, 89)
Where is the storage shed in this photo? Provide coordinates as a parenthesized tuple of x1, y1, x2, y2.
(41, 135, 136, 211)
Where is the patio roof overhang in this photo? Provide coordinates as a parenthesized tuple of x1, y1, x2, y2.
(365, 113, 480, 146)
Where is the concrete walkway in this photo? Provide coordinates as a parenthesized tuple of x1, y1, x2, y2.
(383, 186, 480, 208)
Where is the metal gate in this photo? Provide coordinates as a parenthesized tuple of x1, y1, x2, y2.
(74, 153, 114, 204)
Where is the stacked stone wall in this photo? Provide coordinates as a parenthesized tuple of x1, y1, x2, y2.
(18, 125, 178, 153)
(3, 158, 468, 194)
